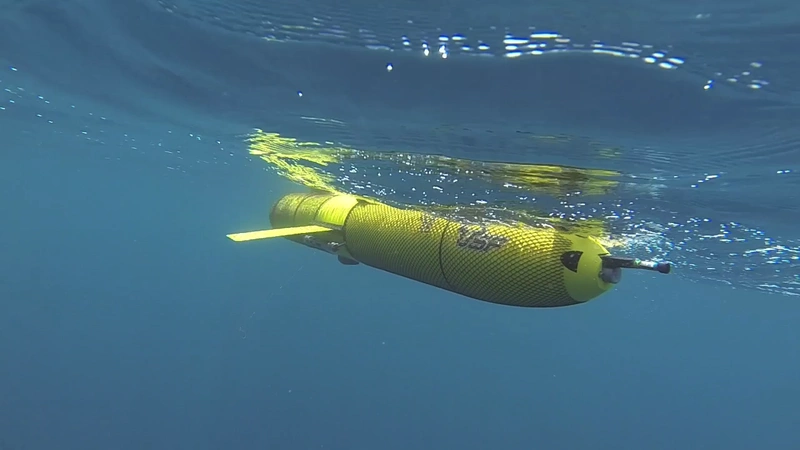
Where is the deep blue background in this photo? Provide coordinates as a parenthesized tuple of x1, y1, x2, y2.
(1, 1, 799, 449)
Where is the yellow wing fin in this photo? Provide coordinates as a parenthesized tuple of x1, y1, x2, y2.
(226, 225, 332, 242)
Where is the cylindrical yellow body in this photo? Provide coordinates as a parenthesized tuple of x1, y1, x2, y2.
(270, 192, 615, 307)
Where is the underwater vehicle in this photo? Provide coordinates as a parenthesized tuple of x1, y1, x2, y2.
(227, 192, 670, 308)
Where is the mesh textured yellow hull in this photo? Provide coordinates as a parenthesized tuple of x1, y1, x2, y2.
(269, 192, 615, 307)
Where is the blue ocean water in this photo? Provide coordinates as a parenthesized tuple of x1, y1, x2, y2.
(1, 0, 798, 449)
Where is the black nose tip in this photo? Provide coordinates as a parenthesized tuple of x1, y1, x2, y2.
(561, 251, 583, 273)
(656, 262, 671, 274)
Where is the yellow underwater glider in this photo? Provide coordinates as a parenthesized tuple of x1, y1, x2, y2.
(227, 192, 670, 308)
